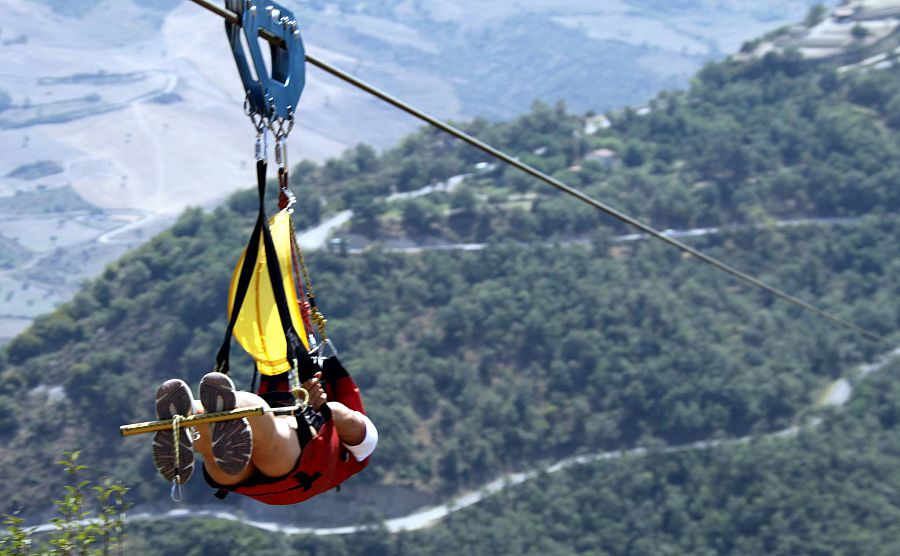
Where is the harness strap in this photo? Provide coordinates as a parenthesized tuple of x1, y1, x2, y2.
(295, 401, 332, 449)
(295, 412, 314, 449)
(260, 186, 305, 370)
(214, 161, 268, 375)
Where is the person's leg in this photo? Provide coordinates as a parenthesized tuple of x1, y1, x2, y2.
(193, 373, 301, 485)
(240, 391, 301, 477)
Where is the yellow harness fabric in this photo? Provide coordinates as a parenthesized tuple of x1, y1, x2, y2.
(228, 212, 309, 376)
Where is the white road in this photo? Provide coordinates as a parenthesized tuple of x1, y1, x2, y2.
(295, 210, 354, 252)
(335, 216, 863, 255)
(96, 212, 162, 244)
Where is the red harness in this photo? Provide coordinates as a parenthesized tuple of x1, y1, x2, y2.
(204, 372, 370, 505)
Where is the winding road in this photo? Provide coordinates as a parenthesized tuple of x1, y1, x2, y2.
(297, 212, 862, 255)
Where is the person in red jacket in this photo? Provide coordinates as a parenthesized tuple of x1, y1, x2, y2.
(152, 361, 377, 505)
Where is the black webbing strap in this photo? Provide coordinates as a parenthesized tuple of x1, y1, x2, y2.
(296, 412, 314, 448)
(214, 161, 269, 375)
(295, 403, 332, 449)
(258, 173, 308, 375)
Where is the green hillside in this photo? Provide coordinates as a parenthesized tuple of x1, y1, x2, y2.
(122, 359, 900, 556)
(1, 35, 900, 555)
(287, 50, 900, 250)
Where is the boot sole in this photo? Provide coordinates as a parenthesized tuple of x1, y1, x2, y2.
(152, 380, 195, 483)
(200, 373, 253, 476)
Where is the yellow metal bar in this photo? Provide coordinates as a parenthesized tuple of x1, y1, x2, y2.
(119, 406, 265, 437)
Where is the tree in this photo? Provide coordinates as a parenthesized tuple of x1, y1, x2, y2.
(885, 93, 900, 129)
(1, 452, 130, 554)
(804, 4, 827, 27)
(623, 141, 646, 168)
(295, 187, 323, 227)
(396, 158, 426, 192)
(401, 198, 441, 236)
(0, 396, 16, 438)
(448, 187, 478, 237)
(0, 89, 11, 113)
(848, 74, 891, 108)
(350, 199, 382, 235)
(449, 187, 476, 215)
(352, 143, 379, 173)
(818, 70, 840, 93)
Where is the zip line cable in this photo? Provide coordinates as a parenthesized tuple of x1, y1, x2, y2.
(186, 0, 885, 344)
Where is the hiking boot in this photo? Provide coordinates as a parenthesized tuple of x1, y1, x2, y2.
(151, 379, 195, 484)
(199, 372, 253, 476)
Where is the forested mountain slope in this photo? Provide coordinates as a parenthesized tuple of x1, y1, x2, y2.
(0, 41, 899, 549)
(308, 49, 900, 245)
(135, 357, 900, 555)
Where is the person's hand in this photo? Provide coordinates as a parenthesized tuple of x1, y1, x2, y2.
(302, 372, 327, 410)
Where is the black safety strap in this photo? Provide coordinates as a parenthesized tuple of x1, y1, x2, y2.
(214, 161, 269, 375)
(258, 173, 310, 377)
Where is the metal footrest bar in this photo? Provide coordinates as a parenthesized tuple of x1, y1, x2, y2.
(119, 406, 265, 437)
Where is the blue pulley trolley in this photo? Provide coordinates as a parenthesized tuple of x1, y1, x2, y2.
(225, 0, 306, 126)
